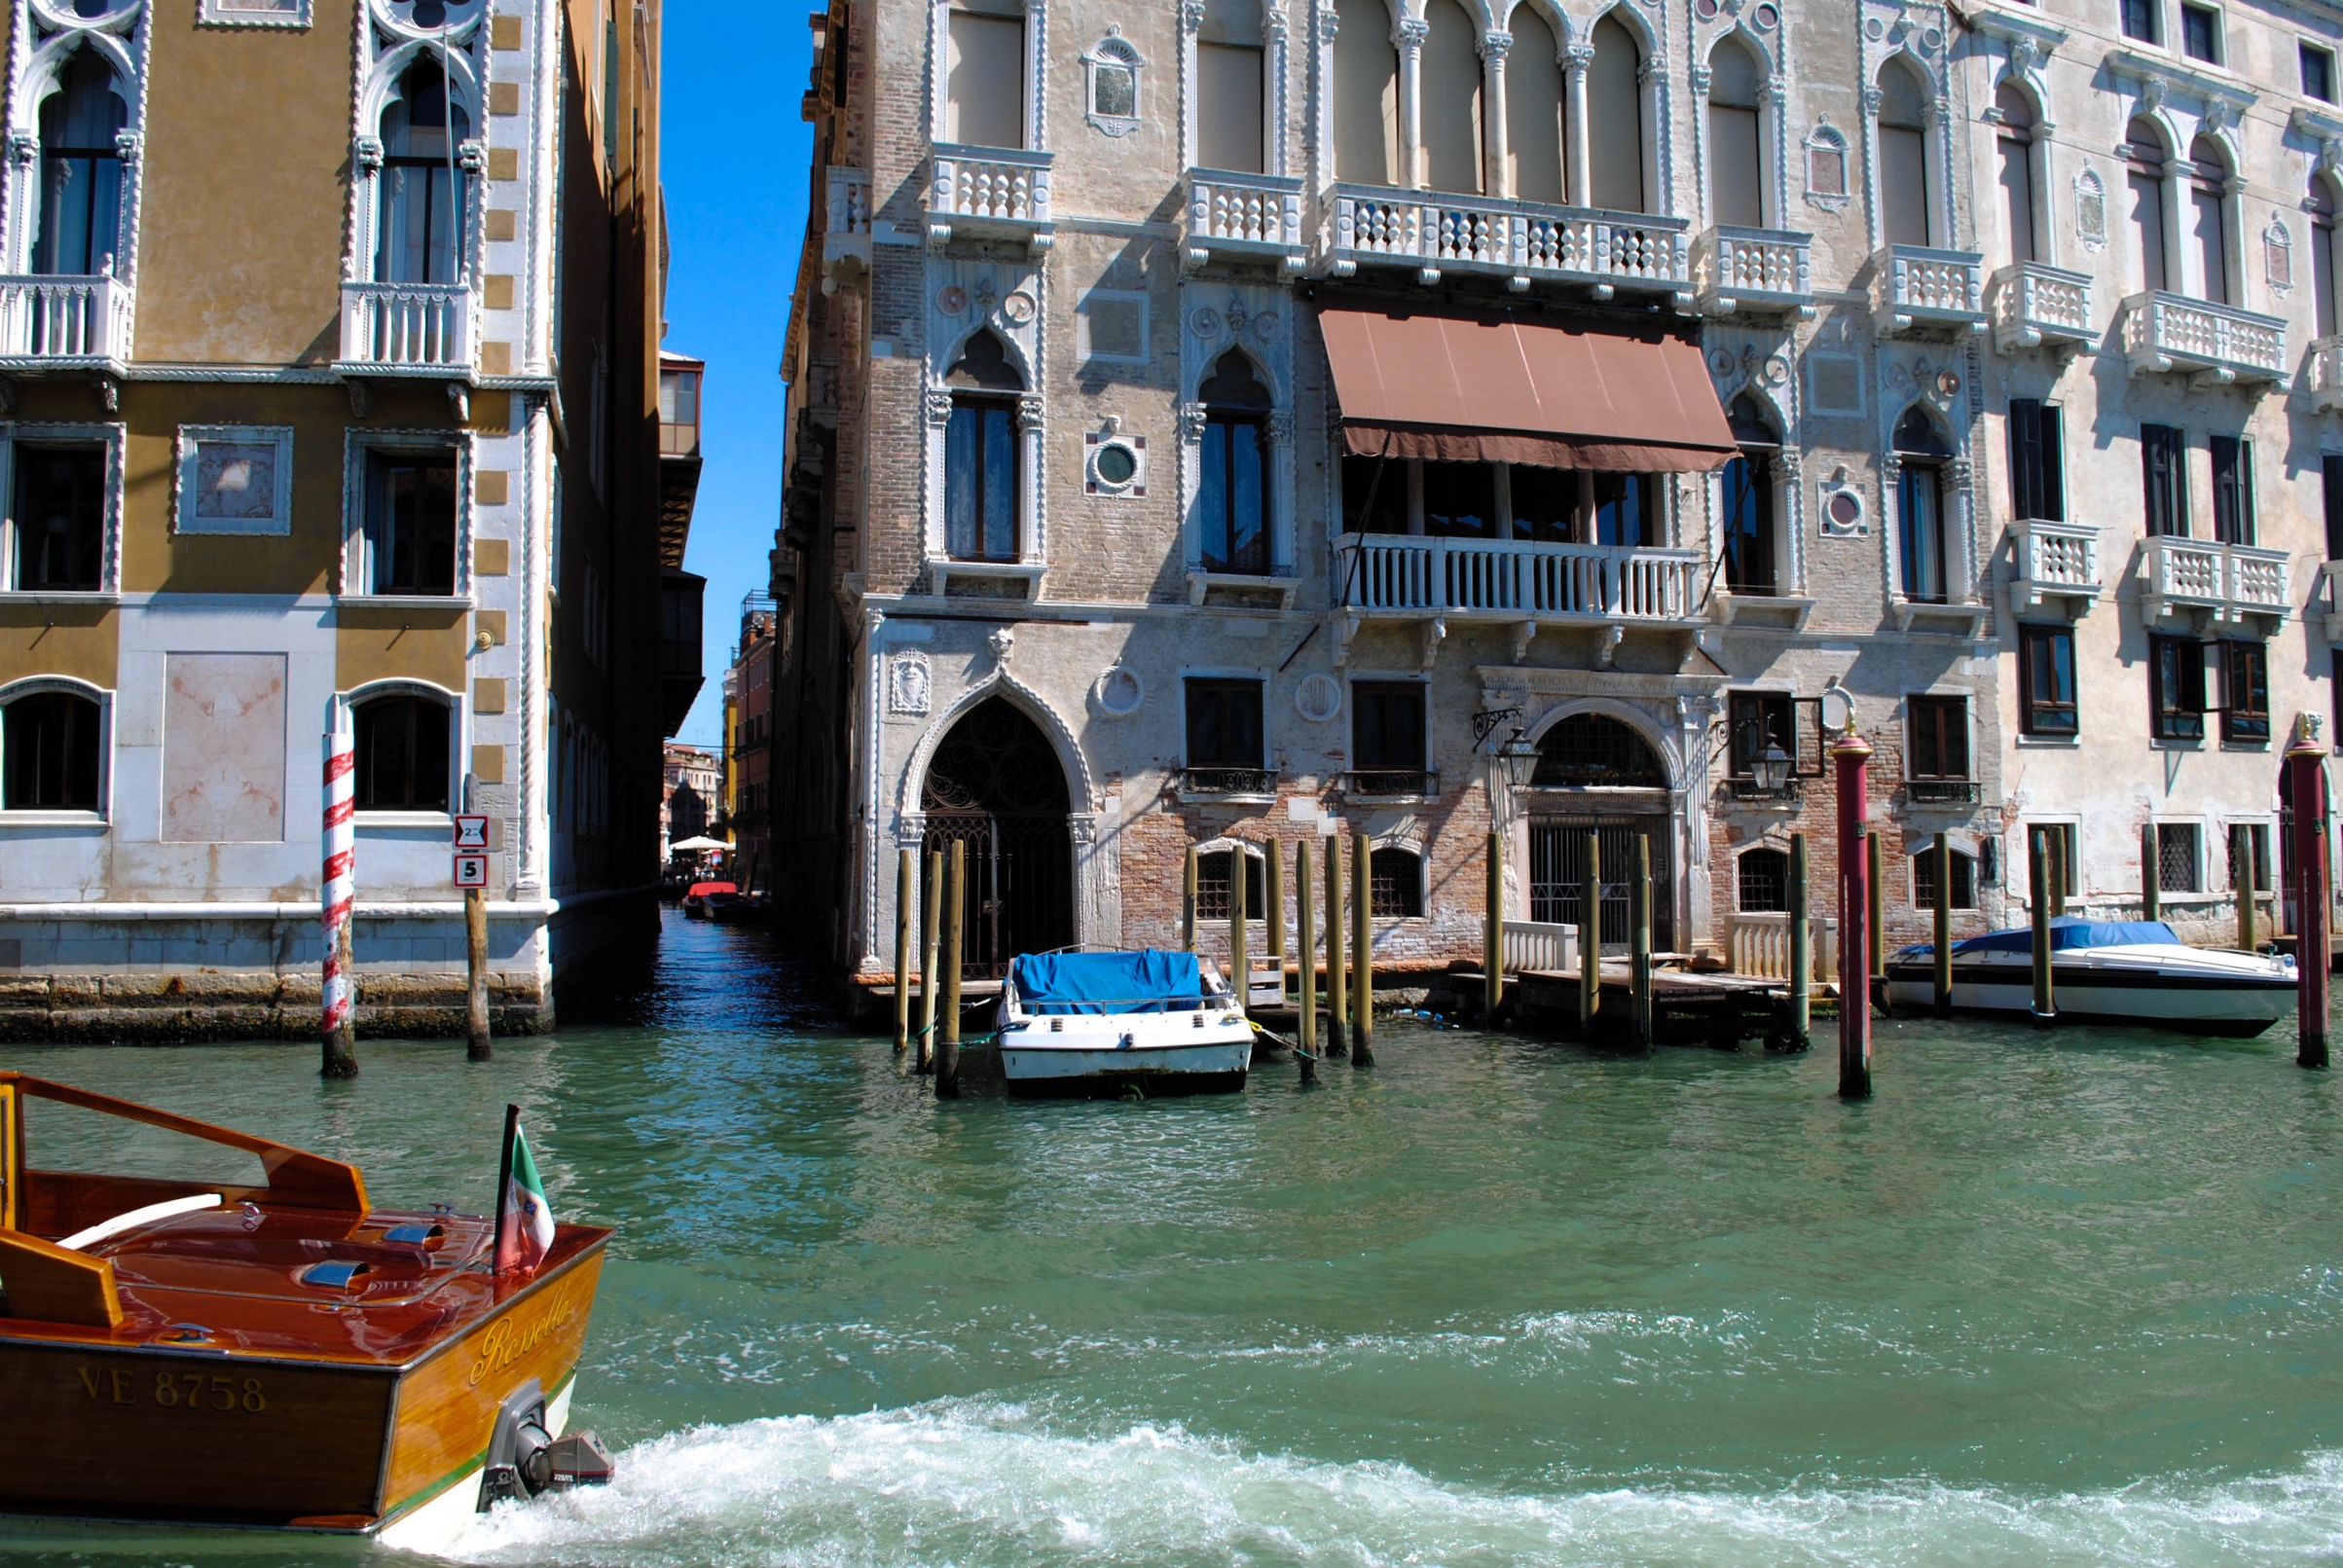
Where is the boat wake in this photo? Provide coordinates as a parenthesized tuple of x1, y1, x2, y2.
(437, 1400, 2343, 1567)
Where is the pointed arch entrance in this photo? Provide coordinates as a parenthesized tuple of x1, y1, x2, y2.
(921, 696, 1075, 976)
(1522, 711, 1675, 953)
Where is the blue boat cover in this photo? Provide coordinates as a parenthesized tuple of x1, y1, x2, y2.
(1011, 950, 1207, 1014)
(1896, 917, 2180, 961)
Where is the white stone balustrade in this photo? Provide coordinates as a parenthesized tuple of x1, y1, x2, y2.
(2141, 534, 2291, 625)
(1990, 261, 2094, 354)
(1501, 920, 1579, 973)
(1341, 533, 1702, 624)
(1185, 168, 1305, 273)
(1870, 243, 1988, 335)
(1729, 912, 1840, 984)
(0, 274, 133, 365)
(2310, 336, 2343, 412)
(337, 280, 474, 374)
(2007, 517, 2102, 611)
(2121, 291, 2287, 386)
(927, 144, 1053, 251)
(1330, 184, 1691, 302)
(1693, 226, 1812, 317)
(823, 166, 872, 287)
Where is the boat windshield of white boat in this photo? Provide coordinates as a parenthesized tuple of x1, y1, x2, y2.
(1009, 951, 1217, 1015)
(1894, 918, 2182, 961)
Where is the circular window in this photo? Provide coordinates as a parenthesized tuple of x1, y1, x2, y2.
(380, 0, 485, 35)
(35, 0, 138, 22)
(1095, 444, 1137, 485)
(1753, 2, 1780, 27)
(1825, 490, 1865, 534)
(1095, 667, 1144, 716)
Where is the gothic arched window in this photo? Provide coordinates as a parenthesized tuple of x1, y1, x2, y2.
(377, 58, 472, 285)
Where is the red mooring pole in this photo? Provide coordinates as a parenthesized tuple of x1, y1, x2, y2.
(2288, 724, 2330, 1070)
(1834, 730, 1874, 1099)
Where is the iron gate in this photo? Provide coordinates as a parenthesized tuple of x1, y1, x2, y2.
(922, 813, 1074, 978)
(1528, 817, 1675, 954)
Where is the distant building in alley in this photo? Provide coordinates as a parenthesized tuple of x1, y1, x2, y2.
(661, 742, 718, 859)
(0, 0, 695, 1039)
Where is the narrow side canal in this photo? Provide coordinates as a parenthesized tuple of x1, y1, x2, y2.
(3, 909, 2340, 1566)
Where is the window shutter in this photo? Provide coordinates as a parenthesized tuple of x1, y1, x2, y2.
(2038, 403, 2065, 521)
(2008, 399, 2041, 521)
(2325, 456, 2343, 561)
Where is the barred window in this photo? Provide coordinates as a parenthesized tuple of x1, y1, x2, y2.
(1912, 847, 1977, 909)
(1737, 847, 1789, 912)
(1195, 850, 1263, 920)
(1370, 848, 1423, 918)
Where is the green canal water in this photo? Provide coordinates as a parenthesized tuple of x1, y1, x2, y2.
(2, 910, 2341, 1565)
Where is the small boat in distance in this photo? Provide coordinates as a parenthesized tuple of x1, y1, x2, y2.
(0, 1074, 613, 1550)
(680, 880, 736, 919)
(1886, 917, 2297, 1036)
(998, 950, 1254, 1096)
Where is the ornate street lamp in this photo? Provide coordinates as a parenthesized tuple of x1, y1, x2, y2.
(1494, 726, 1542, 792)
(1750, 738, 1793, 795)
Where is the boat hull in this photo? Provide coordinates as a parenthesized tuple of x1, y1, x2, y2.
(0, 1242, 605, 1534)
(1885, 958, 2295, 1037)
(1000, 1039, 1252, 1097)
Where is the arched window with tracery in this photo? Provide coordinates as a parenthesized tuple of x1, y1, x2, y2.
(1876, 56, 1933, 245)
(1196, 0, 1264, 172)
(1720, 392, 1778, 595)
(944, 330, 1024, 563)
(1197, 348, 1272, 573)
(1588, 14, 1645, 213)
(376, 57, 471, 285)
(34, 49, 128, 277)
(1420, 0, 1483, 195)
(1506, 7, 1564, 203)
(1333, 0, 1398, 185)
(1707, 35, 1765, 229)
(1893, 405, 1952, 604)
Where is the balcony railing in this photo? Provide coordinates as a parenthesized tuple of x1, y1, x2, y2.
(2007, 517, 2102, 610)
(823, 165, 872, 284)
(1502, 919, 1580, 973)
(2121, 292, 2287, 385)
(2140, 534, 2291, 625)
(0, 273, 132, 364)
(1180, 766, 1276, 797)
(927, 143, 1053, 250)
(1341, 769, 1438, 800)
(2310, 336, 2343, 413)
(1870, 244, 1988, 335)
(1340, 533, 1702, 624)
(1906, 779, 1981, 806)
(1990, 261, 2094, 354)
(1329, 184, 1690, 301)
(1728, 776, 1803, 803)
(338, 281, 474, 374)
(1185, 168, 1305, 273)
(1692, 226, 1812, 317)
(1728, 912, 1840, 984)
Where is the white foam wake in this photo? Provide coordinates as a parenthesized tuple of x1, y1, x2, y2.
(436, 1401, 2343, 1568)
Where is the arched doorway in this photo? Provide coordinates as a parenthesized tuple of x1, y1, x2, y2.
(1522, 712, 1674, 953)
(922, 697, 1074, 975)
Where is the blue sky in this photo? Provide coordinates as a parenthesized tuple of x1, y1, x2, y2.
(663, 6, 815, 751)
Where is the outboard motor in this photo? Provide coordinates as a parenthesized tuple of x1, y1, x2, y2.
(478, 1379, 615, 1509)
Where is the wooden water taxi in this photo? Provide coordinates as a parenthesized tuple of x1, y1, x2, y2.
(0, 1073, 613, 1550)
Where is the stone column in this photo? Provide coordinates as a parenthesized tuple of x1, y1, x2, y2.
(1480, 29, 1513, 199)
(1563, 45, 1593, 206)
(1396, 17, 1429, 190)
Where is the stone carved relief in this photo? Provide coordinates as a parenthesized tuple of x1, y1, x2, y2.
(887, 652, 932, 717)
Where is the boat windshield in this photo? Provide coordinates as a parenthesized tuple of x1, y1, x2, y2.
(1011, 951, 1210, 1015)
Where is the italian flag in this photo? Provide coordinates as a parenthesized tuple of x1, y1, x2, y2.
(494, 1107, 557, 1275)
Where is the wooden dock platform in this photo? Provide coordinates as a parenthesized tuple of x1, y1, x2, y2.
(1454, 963, 1813, 1050)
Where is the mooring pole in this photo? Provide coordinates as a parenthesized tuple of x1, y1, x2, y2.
(1297, 837, 1318, 1085)
(1352, 830, 1374, 1067)
(1579, 831, 1600, 1034)
(320, 695, 358, 1079)
(1866, 828, 1886, 1017)
(1932, 830, 1952, 1017)
(938, 840, 964, 1098)
(893, 847, 914, 1055)
(1266, 838, 1286, 995)
(919, 847, 942, 1075)
(465, 884, 492, 1061)
(1183, 846, 1199, 953)
(1325, 834, 1348, 1058)
(2142, 822, 2160, 923)
(1483, 828, 1504, 1019)
(1230, 840, 1251, 1020)
(1833, 730, 1873, 1099)
(1630, 833, 1654, 1047)
(2030, 826, 2056, 1027)
(2236, 825, 2258, 952)
(2288, 722, 2330, 1069)
(1788, 830, 1812, 1048)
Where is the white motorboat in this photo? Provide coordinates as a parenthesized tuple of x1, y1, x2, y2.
(1885, 917, 2297, 1037)
(997, 950, 1254, 1096)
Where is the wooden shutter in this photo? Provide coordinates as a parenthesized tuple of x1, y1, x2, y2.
(2009, 399, 2042, 522)
(2037, 403, 2065, 521)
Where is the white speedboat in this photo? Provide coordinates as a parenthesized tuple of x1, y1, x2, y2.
(997, 950, 1254, 1096)
(1885, 917, 2297, 1037)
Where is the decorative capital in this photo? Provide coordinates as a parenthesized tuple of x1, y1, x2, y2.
(1760, 74, 1784, 107)
(458, 137, 486, 172)
(1689, 62, 1712, 95)
(1263, 3, 1289, 40)
(1861, 85, 1884, 115)
(1393, 16, 1428, 50)
(1776, 447, 1802, 478)
(112, 129, 142, 165)
(1637, 55, 1662, 86)
(7, 129, 34, 165)
(1178, 400, 1209, 443)
(1563, 43, 1594, 74)
(1016, 393, 1045, 431)
(1265, 409, 1295, 447)
(1318, 0, 1340, 39)
(1946, 456, 1973, 488)
(353, 134, 384, 170)
(1180, 0, 1205, 32)
(1479, 27, 1512, 61)
(924, 387, 955, 426)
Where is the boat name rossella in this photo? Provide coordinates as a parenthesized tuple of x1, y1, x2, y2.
(467, 1274, 592, 1388)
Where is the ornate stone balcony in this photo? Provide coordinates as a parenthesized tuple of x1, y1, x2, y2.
(1692, 226, 1812, 318)
(2308, 335, 2343, 413)
(1871, 244, 1988, 336)
(1328, 184, 1691, 306)
(822, 165, 871, 290)
(2121, 292, 2287, 387)
(0, 273, 133, 370)
(2140, 534, 2290, 626)
(1990, 262, 2094, 354)
(926, 143, 1053, 252)
(1339, 533, 1702, 625)
(2006, 517, 2102, 613)
(1184, 168, 1305, 274)
(336, 281, 474, 376)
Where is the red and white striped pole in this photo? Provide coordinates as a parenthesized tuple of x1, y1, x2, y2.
(321, 695, 357, 1077)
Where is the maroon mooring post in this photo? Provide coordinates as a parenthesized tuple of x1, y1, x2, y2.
(2288, 726, 2330, 1070)
(1834, 729, 1874, 1100)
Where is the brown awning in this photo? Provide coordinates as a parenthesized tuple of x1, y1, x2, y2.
(1318, 308, 1738, 473)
